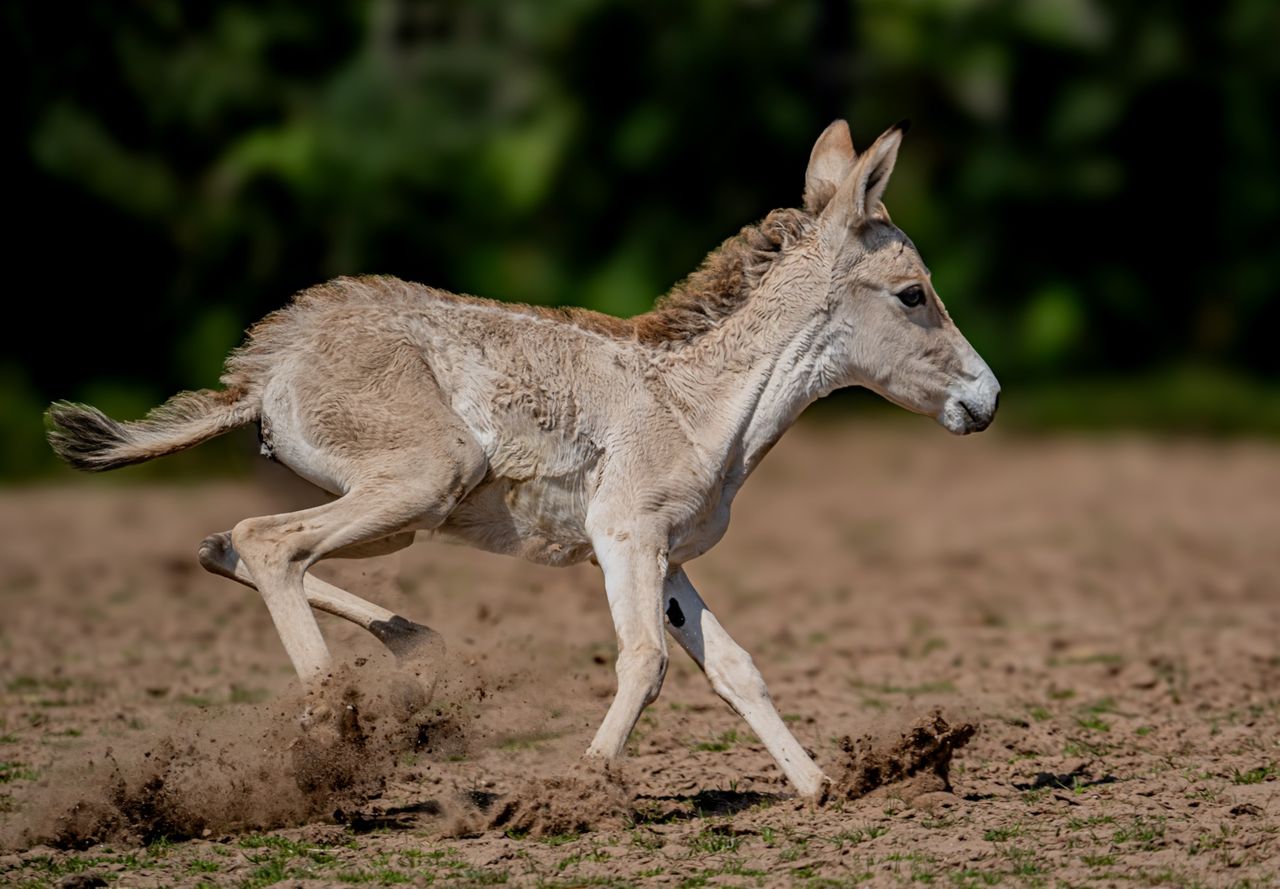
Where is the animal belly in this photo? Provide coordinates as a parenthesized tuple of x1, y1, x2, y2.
(430, 475, 594, 566)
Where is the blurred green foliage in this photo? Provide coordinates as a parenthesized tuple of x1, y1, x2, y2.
(5, 0, 1279, 478)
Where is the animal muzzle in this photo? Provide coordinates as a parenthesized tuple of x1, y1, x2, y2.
(939, 374, 1001, 435)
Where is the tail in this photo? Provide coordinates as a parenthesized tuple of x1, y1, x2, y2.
(45, 387, 260, 472)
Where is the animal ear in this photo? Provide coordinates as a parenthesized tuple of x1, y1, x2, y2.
(823, 119, 908, 226)
(803, 120, 856, 213)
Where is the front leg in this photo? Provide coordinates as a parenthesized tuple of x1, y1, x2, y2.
(585, 521, 670, 760)
(664, 566, 831, 800)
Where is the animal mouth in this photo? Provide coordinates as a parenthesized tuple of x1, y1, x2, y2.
(939, 394, 996, 435)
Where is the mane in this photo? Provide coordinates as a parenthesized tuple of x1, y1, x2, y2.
(514, 206, 815, 346)
(226, 207, 817, 388)
(631, 207, 815, 345)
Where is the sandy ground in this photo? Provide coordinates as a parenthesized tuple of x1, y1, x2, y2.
(1, 419, 1278, 887)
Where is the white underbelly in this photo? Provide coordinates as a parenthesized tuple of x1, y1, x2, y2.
(430, 472, 594, 566)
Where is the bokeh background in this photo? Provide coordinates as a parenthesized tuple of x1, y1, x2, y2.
(6, 0, 1279, 479)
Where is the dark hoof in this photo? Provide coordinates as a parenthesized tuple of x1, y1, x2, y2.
(368, 616, 444, 722)
(369, 615, 446, 662)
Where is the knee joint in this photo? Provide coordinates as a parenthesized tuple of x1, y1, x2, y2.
(232, 519, 306, 577)
(708, 647, 766, 701)
(618, 645, 668, 704)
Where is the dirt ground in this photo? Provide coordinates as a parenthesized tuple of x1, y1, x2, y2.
(1, 419, 1278, 888)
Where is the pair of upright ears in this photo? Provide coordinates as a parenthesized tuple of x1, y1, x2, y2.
(802, 119, 909, 225)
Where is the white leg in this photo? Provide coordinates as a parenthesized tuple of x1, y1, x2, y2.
(201, 530, 396, 622)
(198, 530, 442, 659)
(664, 566, 830, 799)
(585, 527, 669, 759)
(230, 481, 458, 684)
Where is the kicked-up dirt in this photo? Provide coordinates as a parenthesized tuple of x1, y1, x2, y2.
(1, 418, 1277, 886)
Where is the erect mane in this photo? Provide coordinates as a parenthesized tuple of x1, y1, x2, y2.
(224, 208, 817, 384)
(630, 207, 815, 345)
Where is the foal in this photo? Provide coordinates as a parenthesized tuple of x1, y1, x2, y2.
(48, 119, 999, 799)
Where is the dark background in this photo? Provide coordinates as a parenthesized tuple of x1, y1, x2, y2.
(6, 0, 1279, 478)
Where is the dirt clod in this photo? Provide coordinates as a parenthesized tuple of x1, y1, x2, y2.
(833, 709, 976, 803)
(486, 762, 632, 838)
(29, 666, 445, 850)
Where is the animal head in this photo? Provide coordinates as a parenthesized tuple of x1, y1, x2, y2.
(802, 119, 1000, 434)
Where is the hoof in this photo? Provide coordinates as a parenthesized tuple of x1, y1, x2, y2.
(806, 777, 835, 807)
(196, 531, 236, 579)
(292, 701, 366, 794)
(300, 700, 365, 743)
(369, 619, 445, 724)
(338, 701, 365, 745)
(369, 615, 446, 663)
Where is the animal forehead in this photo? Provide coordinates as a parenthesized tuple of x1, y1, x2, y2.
(852, 222, 930, 278)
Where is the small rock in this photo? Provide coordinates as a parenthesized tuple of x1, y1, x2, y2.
(1230, 803, 1263, 817)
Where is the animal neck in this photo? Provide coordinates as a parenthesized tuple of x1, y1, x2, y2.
(635, 208, 815, 346)
(658, 236, 844, 485)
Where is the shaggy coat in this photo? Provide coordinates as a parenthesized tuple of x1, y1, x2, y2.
(47, 120, 1000, 800)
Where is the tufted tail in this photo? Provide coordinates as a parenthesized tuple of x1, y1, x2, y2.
(45, 387, 260, 472)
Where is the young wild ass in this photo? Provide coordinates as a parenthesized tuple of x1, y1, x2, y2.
(47, 120, 999, 800)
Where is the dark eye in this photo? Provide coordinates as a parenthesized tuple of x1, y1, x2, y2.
(896, 284, 925, 308)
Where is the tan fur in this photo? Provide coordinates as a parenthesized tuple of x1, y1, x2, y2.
(46, 120, 999, 800)
(226, 207, 811, 368)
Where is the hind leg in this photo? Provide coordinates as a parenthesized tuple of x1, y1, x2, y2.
(230, 337, 486, 684)
(198, 530, 443, 660)
(229, 441, 484, 685)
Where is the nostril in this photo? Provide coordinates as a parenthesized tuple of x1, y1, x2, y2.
(959, 399, 992, 431)
(993, 391, 1000, 414)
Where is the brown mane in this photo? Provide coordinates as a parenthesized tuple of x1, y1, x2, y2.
(633, 207, 815, 345)
(510, 207, 815, 346)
